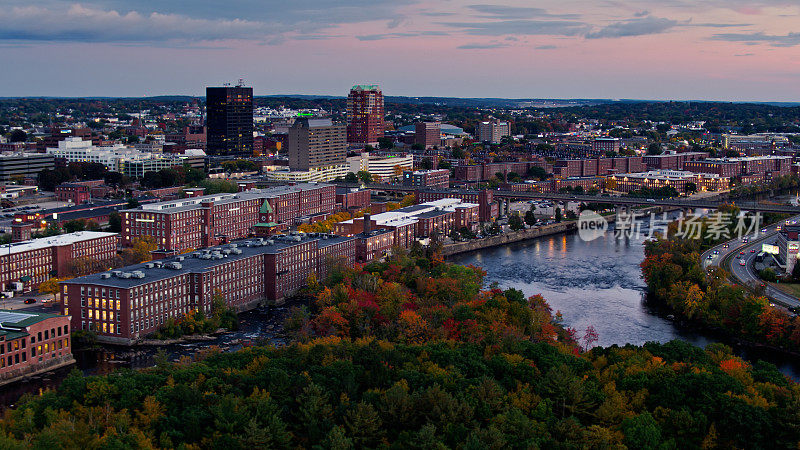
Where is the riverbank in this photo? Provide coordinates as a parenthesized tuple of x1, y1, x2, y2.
(444, 205, 668, 257)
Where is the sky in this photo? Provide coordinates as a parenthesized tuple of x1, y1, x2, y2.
(1, 0, 799, 101)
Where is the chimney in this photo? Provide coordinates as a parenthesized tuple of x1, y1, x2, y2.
(363, 213, 371, 234)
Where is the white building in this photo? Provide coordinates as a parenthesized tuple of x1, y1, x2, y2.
(346, 153, 413, 181)
(47, 137, 205, 178)
(264, 164, 348, 183)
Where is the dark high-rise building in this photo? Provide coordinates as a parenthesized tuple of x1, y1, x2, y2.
(206, 85, 254, 155)
(346, 85, 384, 146)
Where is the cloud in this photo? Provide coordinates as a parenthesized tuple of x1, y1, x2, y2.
(0, 4, 271, 43)
(467, 5, 580, 20)
(441, 19, 590, 37)
(535, 44, 558, 49)
(633, 10, 650, 18)
(356, 31, 447, 41)
(585, 16, 678, 39)
(0, 1, 417, 43)
(711, 31, 800, 46)
(457, 42, 508, 49)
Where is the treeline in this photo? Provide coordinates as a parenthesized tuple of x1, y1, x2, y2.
(557, 101, 800, 133)
(1, 250, 798, 448)
(642, 211, 800, 351)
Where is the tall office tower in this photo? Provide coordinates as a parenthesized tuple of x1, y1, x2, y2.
(346, 85, 384, 146)
(206, 84, 254, 155)
(415, 122, 441, 149)
(288, 118, 347, 171)
(478, 120, 511, 144)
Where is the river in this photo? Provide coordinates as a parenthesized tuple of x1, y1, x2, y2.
(451, 228, 800, 379)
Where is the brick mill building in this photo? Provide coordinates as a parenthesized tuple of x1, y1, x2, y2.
(61, 233, 355, 344)
(121, 183, 336, 252)
(0, 231, 118, 293)
(0, 310, 74, 386)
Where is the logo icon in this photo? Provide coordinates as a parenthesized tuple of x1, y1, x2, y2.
(578, 210, 607, 242)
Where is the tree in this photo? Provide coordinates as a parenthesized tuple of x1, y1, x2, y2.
(684, 182, 698, 195)
(555, 208, 562, 223)
(524, 210, 537, 227)
(357, 171, 373, 183)
(378, 137, 394, 149)
(38, 278, 61, 303)
(508, 213, 525, 231)
(647, 143, 662, 155)
(345, 172, 358, 183)
(8, 129, 27, 142)
(122, 236, 158, 265)
(108, 212, 122, 232)
(127, 198, 140, 209)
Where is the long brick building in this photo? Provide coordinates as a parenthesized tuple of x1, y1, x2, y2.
(121, 183, 336, 252)
(61, 233, 355, 344)
(0, 231, 118, 294)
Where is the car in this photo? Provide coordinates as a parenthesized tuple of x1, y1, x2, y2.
(761, 228, 767, 233)
(707, 254, 714, 259)
(740, 251, 745, 255)
(713, 250, 719, 254)
(23, 298, 36, 304)
(743, 238, 749, 243)
(751, 249, 756, 253)
(739, 259, 746, 266)
(723, 244, 729, 249)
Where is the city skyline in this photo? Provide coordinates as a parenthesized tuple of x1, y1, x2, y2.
(0, 1, 799, 101)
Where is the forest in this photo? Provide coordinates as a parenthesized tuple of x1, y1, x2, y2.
(1, 248, 798, 448)
(641, 209, 800, 353)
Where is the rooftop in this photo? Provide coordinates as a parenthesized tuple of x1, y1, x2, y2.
(129, 183, 329, 214)
(62, 233, 353, 288)
(0, 310, 64, 341)
(0, 231, 117, 255)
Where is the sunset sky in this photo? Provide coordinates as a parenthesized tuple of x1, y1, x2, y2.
(2, 0, 799, 100)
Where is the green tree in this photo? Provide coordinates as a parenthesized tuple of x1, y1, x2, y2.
(357, 171, 373, 183)
(555, 207, 562, 223)
(508, 213, 525, 231)
(524, 210, 537, 227)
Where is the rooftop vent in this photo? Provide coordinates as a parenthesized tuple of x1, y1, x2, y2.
(145, 263, 155, 269)
(100, 273, 111, 279)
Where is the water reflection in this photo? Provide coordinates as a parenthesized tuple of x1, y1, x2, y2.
(452, 229, 800, 380)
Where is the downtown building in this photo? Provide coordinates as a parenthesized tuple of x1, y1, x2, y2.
(478, 120, 511, 144)
(0, 231, 118, 295)
(402, 169, 450, 188)
(206, 85, 254, 156)
(267, 118, 348, 182)
(121, 183, 336, 252)
(0, 153, 55, 183)
(61, 233, 355, 344)
(346, 85, 384, 147)
(415, 122, 441, 149)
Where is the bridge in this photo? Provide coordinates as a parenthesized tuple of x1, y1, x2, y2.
(491, 192, 800, 214)
(347, 182, 800, 214)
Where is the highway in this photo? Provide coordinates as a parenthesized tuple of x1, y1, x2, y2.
(702, 218, 800, 309)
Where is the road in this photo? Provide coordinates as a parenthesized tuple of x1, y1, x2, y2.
(0, 293, 58, 311)
(702, 218, 800, 309)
